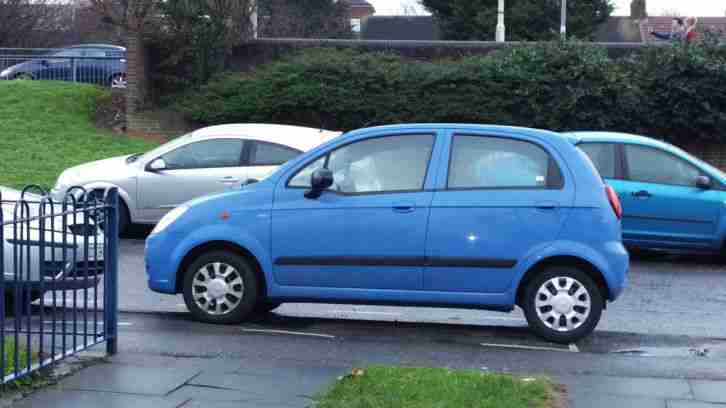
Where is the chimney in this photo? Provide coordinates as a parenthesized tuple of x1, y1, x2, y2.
(630, 0, 647, 20)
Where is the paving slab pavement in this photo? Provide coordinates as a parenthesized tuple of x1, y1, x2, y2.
(562, 375, 726, 408)
(12, 353, 350, 408)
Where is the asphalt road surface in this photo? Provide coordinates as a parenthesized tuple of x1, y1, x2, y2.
(113, 236, 726, 340)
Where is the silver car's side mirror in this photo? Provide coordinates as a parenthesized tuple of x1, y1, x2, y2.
(147, 158, 167, 172)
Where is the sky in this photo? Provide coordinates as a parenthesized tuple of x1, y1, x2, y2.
(368, 0, 725, 17)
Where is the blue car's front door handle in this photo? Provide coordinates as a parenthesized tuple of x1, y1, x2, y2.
(632, 190, 652, 199)
(393, 203, 416, 213)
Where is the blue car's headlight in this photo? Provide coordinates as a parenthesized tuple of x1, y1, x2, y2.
(151, 205, 189, 235)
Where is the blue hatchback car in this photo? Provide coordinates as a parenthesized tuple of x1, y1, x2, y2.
(572, 132, 726, 254)
(145, 124, 629, 343)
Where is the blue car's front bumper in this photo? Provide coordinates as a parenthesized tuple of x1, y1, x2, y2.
(145, 232, 179, 294)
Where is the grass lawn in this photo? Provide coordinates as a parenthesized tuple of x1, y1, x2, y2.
(1, 338, 44, 391)
(0, 80, 158, 190)
(316, 366, 557, 408)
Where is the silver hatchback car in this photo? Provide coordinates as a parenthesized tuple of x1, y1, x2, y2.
(51, 124, 341, 232)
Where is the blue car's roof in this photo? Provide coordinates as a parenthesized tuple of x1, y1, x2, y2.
(347, 123, 565, 141)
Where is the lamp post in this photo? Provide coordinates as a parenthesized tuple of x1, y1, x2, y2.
(560, 0, 567, 40)
(496, 0, 505, 42)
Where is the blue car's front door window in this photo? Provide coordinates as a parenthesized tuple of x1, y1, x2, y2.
(328, 135, 434, 194)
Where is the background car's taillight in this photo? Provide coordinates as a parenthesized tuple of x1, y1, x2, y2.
(605, 185, 622, 219)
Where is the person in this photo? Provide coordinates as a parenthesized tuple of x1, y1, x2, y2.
(685, 17, 699, 42)
(650, 17, 685, 41)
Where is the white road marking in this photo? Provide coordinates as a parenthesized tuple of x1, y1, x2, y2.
(480, 342, 576, 353)
(241, 328, 335, 339)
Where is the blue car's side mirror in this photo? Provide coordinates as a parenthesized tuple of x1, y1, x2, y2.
(696, 175, 712, 190)
(305, 169, 333, 199)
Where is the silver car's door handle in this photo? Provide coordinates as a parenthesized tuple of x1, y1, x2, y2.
(219, 177, 240, 184)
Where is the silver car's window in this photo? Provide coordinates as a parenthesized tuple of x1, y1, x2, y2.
(161, 139, 243, 170)
(139, 132, 196, 162)
(448, 135, 558, 189)
(249, 142, 301, 166)
(625, 144, 701, 186)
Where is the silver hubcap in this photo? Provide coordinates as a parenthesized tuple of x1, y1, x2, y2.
(535, 277, 591, 332)
(111, 75, 127, 89)
(193, 262, 244, 316)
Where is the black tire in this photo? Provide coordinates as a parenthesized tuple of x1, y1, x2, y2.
(4, 290, 41, 316)
(522, 266, 604, 344)
(254, 301, 282, 315)
(88, 190, 130, 235)
(117, 200, 130, 235)
(182, 251, 259, 324)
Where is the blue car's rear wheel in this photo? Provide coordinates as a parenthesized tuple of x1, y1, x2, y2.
(183, 251, 259, 324)
(522, 266, 603, 344)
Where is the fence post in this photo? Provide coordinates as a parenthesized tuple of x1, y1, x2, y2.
(104, 188, 119, 355)
(71, 57, 77, 83)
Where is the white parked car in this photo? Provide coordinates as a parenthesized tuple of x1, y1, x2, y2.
(51, 124, 341, 232)
(1, 187, 105, 306)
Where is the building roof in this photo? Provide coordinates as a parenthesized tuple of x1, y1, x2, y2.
(361, 16, 441, 41)
(343, 0, 375, 9)
(640, 16, 726, 43)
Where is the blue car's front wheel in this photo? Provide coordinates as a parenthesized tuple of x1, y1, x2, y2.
(182, 251, 260, 324)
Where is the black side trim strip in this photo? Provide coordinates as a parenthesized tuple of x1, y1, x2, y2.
(275, 256, 424, 267)
(274, 256, 516, 269)
(426, 257, 517, 268)
(623, 214, 712, 224)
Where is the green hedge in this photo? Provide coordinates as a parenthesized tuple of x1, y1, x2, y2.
(174, 42, 726, 143)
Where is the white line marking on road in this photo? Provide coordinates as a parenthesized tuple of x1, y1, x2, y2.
(480, 342, 575, 353)
(329, 311, 401, 316)
(241, 328, 336, 339)
(568, 343, 580, 353)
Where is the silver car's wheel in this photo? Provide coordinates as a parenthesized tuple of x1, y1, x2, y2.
(522, 266, 603, 344)
(183, 251, 259, 324)
(535, 277, 591, 332)
(110, 74, 127, 89)
(192, 262, 244, 316)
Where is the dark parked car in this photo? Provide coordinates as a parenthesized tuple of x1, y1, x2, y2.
(0, 44, 127, 88)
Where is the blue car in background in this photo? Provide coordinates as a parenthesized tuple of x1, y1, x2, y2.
(572, 132, 726, 254)
(145, 124, 629, 343)
(0, 44, 127, 88)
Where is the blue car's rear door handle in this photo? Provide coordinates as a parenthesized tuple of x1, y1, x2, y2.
(535, 201, 559, 210)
